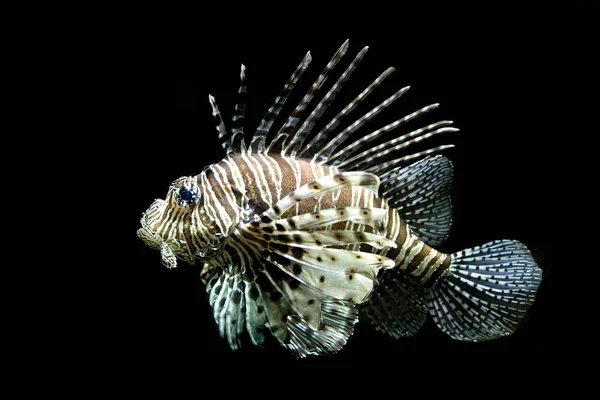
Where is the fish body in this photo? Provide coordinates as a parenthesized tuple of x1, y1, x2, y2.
(138, 40, 542, 357)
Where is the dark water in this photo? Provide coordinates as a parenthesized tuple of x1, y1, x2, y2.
(114, 3, 593, 382)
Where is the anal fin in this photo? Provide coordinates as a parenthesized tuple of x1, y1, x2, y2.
(360, 269, 428, 338)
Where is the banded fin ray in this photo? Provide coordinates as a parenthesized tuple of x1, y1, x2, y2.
(307, 86, 411, 163)
(268, 39, 349, 153)
(249, 51, 312, 154)
(252, 260, 360, 358)
(266, 230, 396, 250)
(284, 45, 369, 156)
(299, 66, 396, 159)
(334, 121, 459, 171)
(244, 280, 267, 346)
(258, 206, 389, 233)
(222, 274, 245, 350)
(209, 271, 237, 344)
(259, 171, 380, 222)
(230, 64, 247, 154)
(266, 246, 393, 303)
(327, 104, 441, 165)
(208, 95, 231, 153)
(368, 144, 456, 175)
(255, 272, 294, 345)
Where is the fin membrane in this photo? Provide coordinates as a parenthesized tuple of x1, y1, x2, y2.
(360, 270, 428, 338)
(380, 155, 453, 246)
(427, 239, 543, 341)
(208, 271, 247, 350)
(286, 299, 358, 358)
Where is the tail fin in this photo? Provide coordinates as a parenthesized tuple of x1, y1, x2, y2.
(427, 240, 542, 341)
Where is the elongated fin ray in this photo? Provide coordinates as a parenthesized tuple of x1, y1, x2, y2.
(428, 240, 542, 341)
(267, 230, 396, 250)
(209, 95, 230, 153)
(256, 271, 293, 345)
(368, 144, 455, 175)
(379, 155, 454, 246)
(309, 86, 411, 163)
(268, 39, 350, 153)
(284, 45, 369, 156)
(230, 64, 247, 154)
(249, 51, 312, 154)
(259, 172, 380, 222)
(299, 67, 396, 159)
(257, 255, 361, 358)
(329, 103, 440, 165)
(342, 126, 458, 171)
(335, 120, 456, 169)
(244, 280, 267, 346)
(223, 274, 245, 350)
(256, 206, 389, 234)
(267, 247, 393, 304)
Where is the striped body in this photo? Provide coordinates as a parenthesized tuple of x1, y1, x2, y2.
(138, 40, 542, 357)
(195, 153, 450, 288)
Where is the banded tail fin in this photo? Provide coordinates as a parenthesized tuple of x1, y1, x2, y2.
(427, 240, 542, 341)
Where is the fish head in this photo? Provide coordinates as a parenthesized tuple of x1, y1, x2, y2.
(137, 175, 221, 268)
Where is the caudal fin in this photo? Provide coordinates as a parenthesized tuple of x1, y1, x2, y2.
(427, 239, 542, 341)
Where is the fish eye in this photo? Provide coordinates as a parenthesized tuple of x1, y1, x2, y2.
(175, 179, 200, 208)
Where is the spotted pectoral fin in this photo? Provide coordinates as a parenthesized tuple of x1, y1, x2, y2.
(266, 247, 392, 304)
(266, 206, 389, 234)
(241, 206, 396, 304)
(259, 263, 359, 358)
(258, 171, 381, 223)
(268, 230, 395, 250)
(360, 269, 428, 338)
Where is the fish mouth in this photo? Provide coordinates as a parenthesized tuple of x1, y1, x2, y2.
(137, 225, 160, 250)
(137, 199, 166, 250)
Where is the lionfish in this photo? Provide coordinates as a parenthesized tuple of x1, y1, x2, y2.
(138, 40, 542, 358)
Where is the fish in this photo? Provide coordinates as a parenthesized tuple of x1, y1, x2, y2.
(137, 39, 543, 358)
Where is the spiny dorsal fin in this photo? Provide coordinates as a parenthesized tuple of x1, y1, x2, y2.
(249, 51, 312, 154)
(267, 39, 350, 154)
(208, 95, 230, 154)
(306, 86, 411, 163)
(284, 45, 369, 157)
(218, 41, 457, 169)
(299, 66, 396, 160)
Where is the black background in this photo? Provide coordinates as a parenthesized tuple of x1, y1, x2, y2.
(114, 2, 595, 382)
